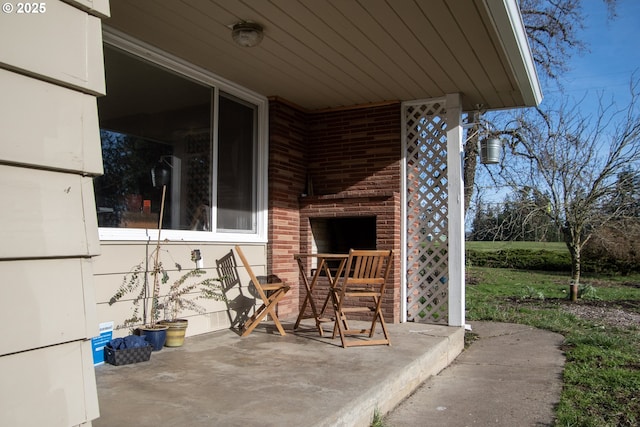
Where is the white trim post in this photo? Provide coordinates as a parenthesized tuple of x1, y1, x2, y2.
(400, 103, 408, 323)
(445, 93, 465, 327)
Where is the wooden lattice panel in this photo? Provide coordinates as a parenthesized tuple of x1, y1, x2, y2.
(405, 101, 449, 323)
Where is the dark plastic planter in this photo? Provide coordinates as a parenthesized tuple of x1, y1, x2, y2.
(139, 325, 168, 351)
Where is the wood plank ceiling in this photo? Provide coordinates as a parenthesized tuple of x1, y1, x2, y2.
(105, 0, 541, 111)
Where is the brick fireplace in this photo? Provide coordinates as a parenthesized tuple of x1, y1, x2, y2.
(299, 191, 401, 322)
(268, 99, 402, 323)
(301, 194, 395, 252)
(268, 99, 403, 323)
(309, 216, 377, 254)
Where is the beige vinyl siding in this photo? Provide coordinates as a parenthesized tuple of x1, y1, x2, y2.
(0, 258, 97, 356)
(0, 167, 100, 258)
(95, 242, 267, 338)
(0, 0, 109, 425)
(66, 0, 110, 18)
(0, 341, 99, 426)
(0, 0, 105, 95)
(0, 69, 102, 174)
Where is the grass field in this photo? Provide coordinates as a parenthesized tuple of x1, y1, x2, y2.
(466, 267, 640, 426)
(372, 265, 639, 427)
(466, 240, 568, 252)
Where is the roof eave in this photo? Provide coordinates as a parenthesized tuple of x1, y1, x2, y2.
(483, 0, 543, 108)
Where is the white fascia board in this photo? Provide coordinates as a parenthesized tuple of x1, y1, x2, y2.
(483, 0, 543, 107)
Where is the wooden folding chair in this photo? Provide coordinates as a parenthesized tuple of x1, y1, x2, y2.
(234, 245, 290, 336)
(331, 249, 394, 348)
(216, 250, 255, 331)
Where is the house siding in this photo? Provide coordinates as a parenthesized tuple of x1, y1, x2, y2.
(96, 99, 404, 331)
(93, 242, 267, 337)
(0, 1, 108, 425)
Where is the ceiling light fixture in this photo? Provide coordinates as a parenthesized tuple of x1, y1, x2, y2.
(231, 22, 264, 47)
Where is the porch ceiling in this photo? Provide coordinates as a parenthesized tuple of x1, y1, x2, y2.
(104, 0, 542, 112)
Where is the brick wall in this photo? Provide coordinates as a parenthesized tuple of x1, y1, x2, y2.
(268, 99, 307, 319)
(306, 104, 402, 196)
(268, 100, 403, 323)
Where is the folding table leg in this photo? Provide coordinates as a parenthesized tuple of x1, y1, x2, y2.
(294, 257, 326, 336)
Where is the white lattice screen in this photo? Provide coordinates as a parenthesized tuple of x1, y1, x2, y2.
(405, 101, 450, 323)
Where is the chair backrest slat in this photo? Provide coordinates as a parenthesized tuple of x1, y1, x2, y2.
(216, 250, 241, 291)
(342, 249, 392, 287)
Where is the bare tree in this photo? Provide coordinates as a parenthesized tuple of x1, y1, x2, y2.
(499, 79, 640, 301)
(520, 0, 590, 81)
(471, 187, 558, 242)
(463, 0, 617, 215)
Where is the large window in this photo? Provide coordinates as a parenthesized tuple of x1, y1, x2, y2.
(95, 38, 267, 241)
(217, 94, 257, 231)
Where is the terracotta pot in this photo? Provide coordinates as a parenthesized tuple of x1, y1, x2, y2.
(159, 319, 189, 347)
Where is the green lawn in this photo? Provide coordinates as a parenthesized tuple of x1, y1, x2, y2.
(466, 240, 568, 252)
(466, 267, 640, 426)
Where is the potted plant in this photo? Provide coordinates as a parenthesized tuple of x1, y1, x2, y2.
(108, 247, 169, 351)
(109, 186, 170, 351)
(108, 186, 225, 349)
(157, 250, 225, 347)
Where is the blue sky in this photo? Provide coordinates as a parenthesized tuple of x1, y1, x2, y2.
(548, 0, 640, 108)
(468, 0, 640, 221)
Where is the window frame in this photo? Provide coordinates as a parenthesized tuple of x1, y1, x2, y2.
(98, 28, 269, 243)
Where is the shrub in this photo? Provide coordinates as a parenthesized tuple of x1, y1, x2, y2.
(583, 220, 640, 275)
(466, 248, 571, 272)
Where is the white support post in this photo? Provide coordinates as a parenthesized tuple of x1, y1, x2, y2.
(400, 104, 408, 323)
(445, 93, 466, 327)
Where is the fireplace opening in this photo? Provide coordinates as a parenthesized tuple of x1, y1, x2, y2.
(310, 216, 377, 254)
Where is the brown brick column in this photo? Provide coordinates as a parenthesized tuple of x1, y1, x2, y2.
(268, 99, 307, 319)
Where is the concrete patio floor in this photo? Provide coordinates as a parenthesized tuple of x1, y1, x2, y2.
(93, 320, 464, 427)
